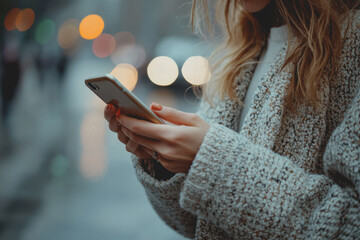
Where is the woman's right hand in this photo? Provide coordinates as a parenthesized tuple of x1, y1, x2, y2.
(104, 104, 153, 160)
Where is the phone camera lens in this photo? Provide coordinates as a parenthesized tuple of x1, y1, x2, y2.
(88, 83, 98, 91)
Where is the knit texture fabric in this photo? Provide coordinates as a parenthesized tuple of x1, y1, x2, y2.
(131, 12, 360, 239)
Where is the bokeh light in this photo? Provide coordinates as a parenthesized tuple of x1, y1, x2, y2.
(15, 8, 35, 31)
(4, 8, 21, 31)
(58, 19, 80, 49)
(92, 33, 116, 58)
(182, 56, 211, 85)
(147, 56, 178, 86)
(110, 64, 138, 91)
(35, 19, 56, 45)
(111, 44, 146, 68)
(80, 100, 107, 181)
(114, 32, 135, 50)
(79, 14, 104, 40)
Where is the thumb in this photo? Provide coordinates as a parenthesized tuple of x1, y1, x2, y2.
(151, 102, 198, 126)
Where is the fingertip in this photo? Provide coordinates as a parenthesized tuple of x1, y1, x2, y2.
(151, 102, 163, 111)
(115, 108, 122, 121)
(106, 104, 116, 113)
(105, 104, 119, 121)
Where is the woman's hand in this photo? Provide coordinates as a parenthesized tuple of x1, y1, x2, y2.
(104, 104, 153, 160)
(113, 102, 209, 173)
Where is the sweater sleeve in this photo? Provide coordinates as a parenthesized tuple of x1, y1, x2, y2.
(131, 156, 197, 239)
(179, 87, 360, 239)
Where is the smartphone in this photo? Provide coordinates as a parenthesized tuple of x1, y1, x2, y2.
(85, 74, 165, 124)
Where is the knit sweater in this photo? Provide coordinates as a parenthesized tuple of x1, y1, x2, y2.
(131, 12, 360, 239)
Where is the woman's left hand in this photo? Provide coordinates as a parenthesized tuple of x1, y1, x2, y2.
(116, 103, 210, 173)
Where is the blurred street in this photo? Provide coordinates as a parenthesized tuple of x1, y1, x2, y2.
(0, 47, 199, 240)
(0, 0, 211, 239)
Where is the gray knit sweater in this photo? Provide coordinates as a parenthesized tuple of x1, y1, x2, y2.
(131, 12, 360, 239)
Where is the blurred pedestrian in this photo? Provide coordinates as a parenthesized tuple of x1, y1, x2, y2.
(1, 41, 21, 126)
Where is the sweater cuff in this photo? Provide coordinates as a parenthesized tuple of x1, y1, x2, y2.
(131, 155, 186, 196)
(179, 123, 226, 215)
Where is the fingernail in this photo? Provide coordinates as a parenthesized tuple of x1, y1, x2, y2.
(106, 104, 112, 112)
(151, 102, 162, 111)
(115, 109, 121, 121)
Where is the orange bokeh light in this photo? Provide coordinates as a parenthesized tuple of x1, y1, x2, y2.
(15, 8, 35, 31)
(92, 33, 116, 58)
(79, 14, 104, 40)
(4, 8, 21, 31)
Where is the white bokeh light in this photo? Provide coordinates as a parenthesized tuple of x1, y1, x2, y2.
(111, 44, 146, 69)
(110, 64, 138, 91)
(181, 56, 211, 86)
(147, 56, 178, 86)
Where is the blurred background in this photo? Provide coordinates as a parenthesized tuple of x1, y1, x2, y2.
(0, 0, 214, 239)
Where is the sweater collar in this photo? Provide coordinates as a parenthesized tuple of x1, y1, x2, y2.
(214, 42, 291, 149)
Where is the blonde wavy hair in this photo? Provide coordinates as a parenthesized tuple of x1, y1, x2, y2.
(191, 0, 359, 111)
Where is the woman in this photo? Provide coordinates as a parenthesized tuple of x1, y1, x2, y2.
(104, 0, 360, 239)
